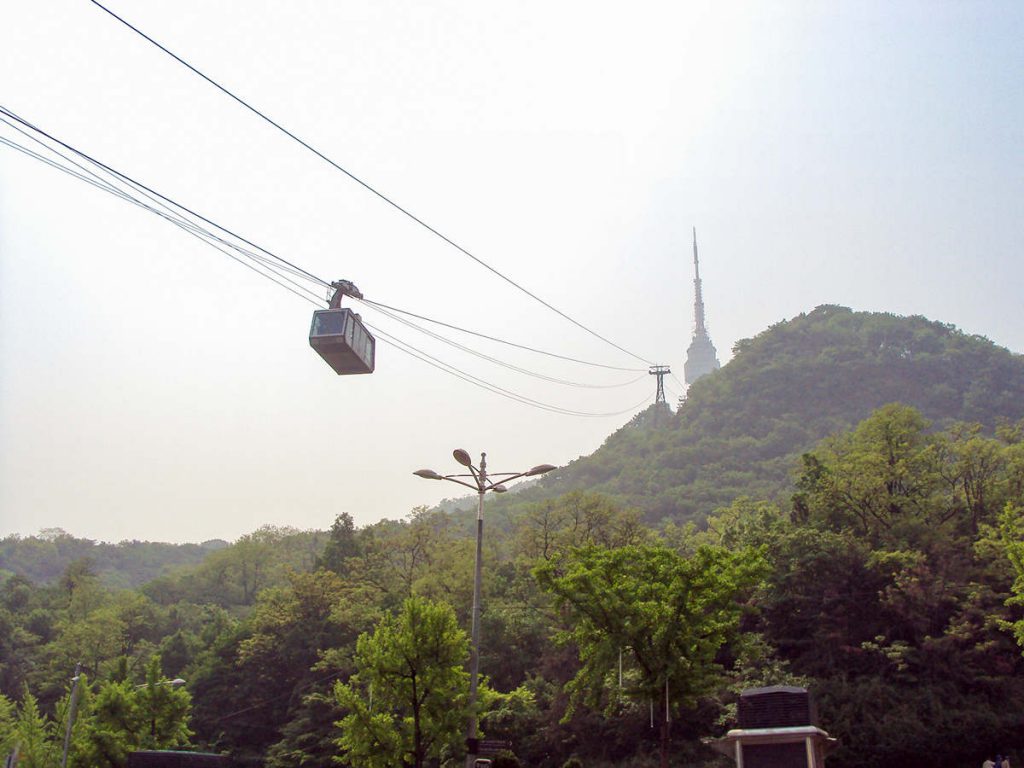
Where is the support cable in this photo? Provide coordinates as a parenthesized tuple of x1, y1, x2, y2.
(0, 122, 324, 301)
(2, 105, 651, 375)
(360, 299, 647, 390)
(359, 298, 646, 373)
(369, 324, 654, 418)
(89, 0, 654, 367)
(0, 131, 323, 305)
(0, 105, 330, 291)
(0, 119, 652, 417)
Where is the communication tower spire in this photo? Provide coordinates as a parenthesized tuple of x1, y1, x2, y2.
(683, 228, 721, 386)
(692, 227, 707, 334)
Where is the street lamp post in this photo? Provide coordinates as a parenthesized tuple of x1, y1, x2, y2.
(60, 664, 82, 768)
(415, 449, 555, 768)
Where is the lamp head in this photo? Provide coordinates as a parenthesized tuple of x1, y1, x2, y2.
(453, 449, 473, 467)
(491, 484, 508, 493)
(525, 463, 557, 477)
(413, 469, 442, 480)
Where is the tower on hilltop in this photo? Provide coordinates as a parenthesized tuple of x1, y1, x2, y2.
(683, 228, 721, 386)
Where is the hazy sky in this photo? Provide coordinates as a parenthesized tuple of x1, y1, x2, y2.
(2, 1, 1021, 543)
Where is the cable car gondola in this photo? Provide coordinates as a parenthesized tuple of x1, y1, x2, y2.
(310, 280, 375, 375)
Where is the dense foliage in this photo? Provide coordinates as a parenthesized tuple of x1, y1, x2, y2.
(334, 596, 469, 768)
(535, 543, 766, 767)
(3, 309, 1023, 767)
(520, 305, 1024, 524)
(5, 404, 1022, 767)
(0, 657, 191, 768)
(0, 530, 227, 589)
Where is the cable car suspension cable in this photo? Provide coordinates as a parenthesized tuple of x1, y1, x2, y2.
(361, 300, 648, 390)
(0, 131, 324, 305)
(358, 298, 647, 373)
(2, 105, 647, 379)
(367, 324, 656, 418)
(0, 117, 656, 416)
(0, 105, 330, 292)
(0, 129, 325, 306)
(88, 0, 655, 368)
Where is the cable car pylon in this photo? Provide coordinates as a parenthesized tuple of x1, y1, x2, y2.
(649, 365, 670, 406)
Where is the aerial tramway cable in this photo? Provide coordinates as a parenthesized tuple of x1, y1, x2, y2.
(368, 325, 654, 418)
(88, 0, 655, 368)
(361, 300, 648, 389)
(0, 125, 324, 306)
(0, 106, 329, 293)
(359, 298, 647, 373)
(1, 104, 647, 376)
(0, 110, 655, 417)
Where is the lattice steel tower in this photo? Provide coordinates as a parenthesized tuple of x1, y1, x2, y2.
(649, 365, 670, 406)
(683, 228, 721, 385)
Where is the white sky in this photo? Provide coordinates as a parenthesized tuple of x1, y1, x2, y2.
(1, 1, 1021, 543)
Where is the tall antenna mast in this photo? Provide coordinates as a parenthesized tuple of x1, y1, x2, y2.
(692, 227, 707, 335)
(683, 227, 721, 387)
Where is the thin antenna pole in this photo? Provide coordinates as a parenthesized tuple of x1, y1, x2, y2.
(692, 227, 706, 334)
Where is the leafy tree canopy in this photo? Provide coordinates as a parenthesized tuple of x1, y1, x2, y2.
(334, 596, 470, 768)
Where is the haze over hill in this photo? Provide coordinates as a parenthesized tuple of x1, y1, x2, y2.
(516, 305, 1024, 524)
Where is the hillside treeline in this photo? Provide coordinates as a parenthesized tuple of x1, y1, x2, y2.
(522, 305, 1024, 524)
(0, 532, 229, 589)
(2, 404, 1024, 767)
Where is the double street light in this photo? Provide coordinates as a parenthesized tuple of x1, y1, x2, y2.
(415, 449, 556, 768)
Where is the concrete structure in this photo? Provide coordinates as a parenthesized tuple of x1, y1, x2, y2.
(683, 228, 721, 386)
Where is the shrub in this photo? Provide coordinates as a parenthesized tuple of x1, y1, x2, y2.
(492, 752, 522, 768)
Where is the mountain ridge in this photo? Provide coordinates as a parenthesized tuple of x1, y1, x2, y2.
(516, 304, 1024, 523)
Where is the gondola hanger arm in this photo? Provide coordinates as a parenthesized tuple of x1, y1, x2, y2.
(328, 280, 363, 309)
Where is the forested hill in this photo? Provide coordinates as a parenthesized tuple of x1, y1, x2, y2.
(522, 305, 1024, 524)
(0, 530, 228, 587)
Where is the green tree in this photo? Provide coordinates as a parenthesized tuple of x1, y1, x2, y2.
(999, 502, 1024, 652)
(316, 513, 361, 576)
(234, 569, 358, 767)
(515, 491, 648, 562)
(5, 689, 60, 768)
(77, 657, 191, 768)
(941, 425, 1008, 534)
(534, 543, 764, 768)
(768, 407, 1024, 767)
(334, 596, 469, 768)
(0, 694, 15, 757)
(793, 404, 945, 543)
